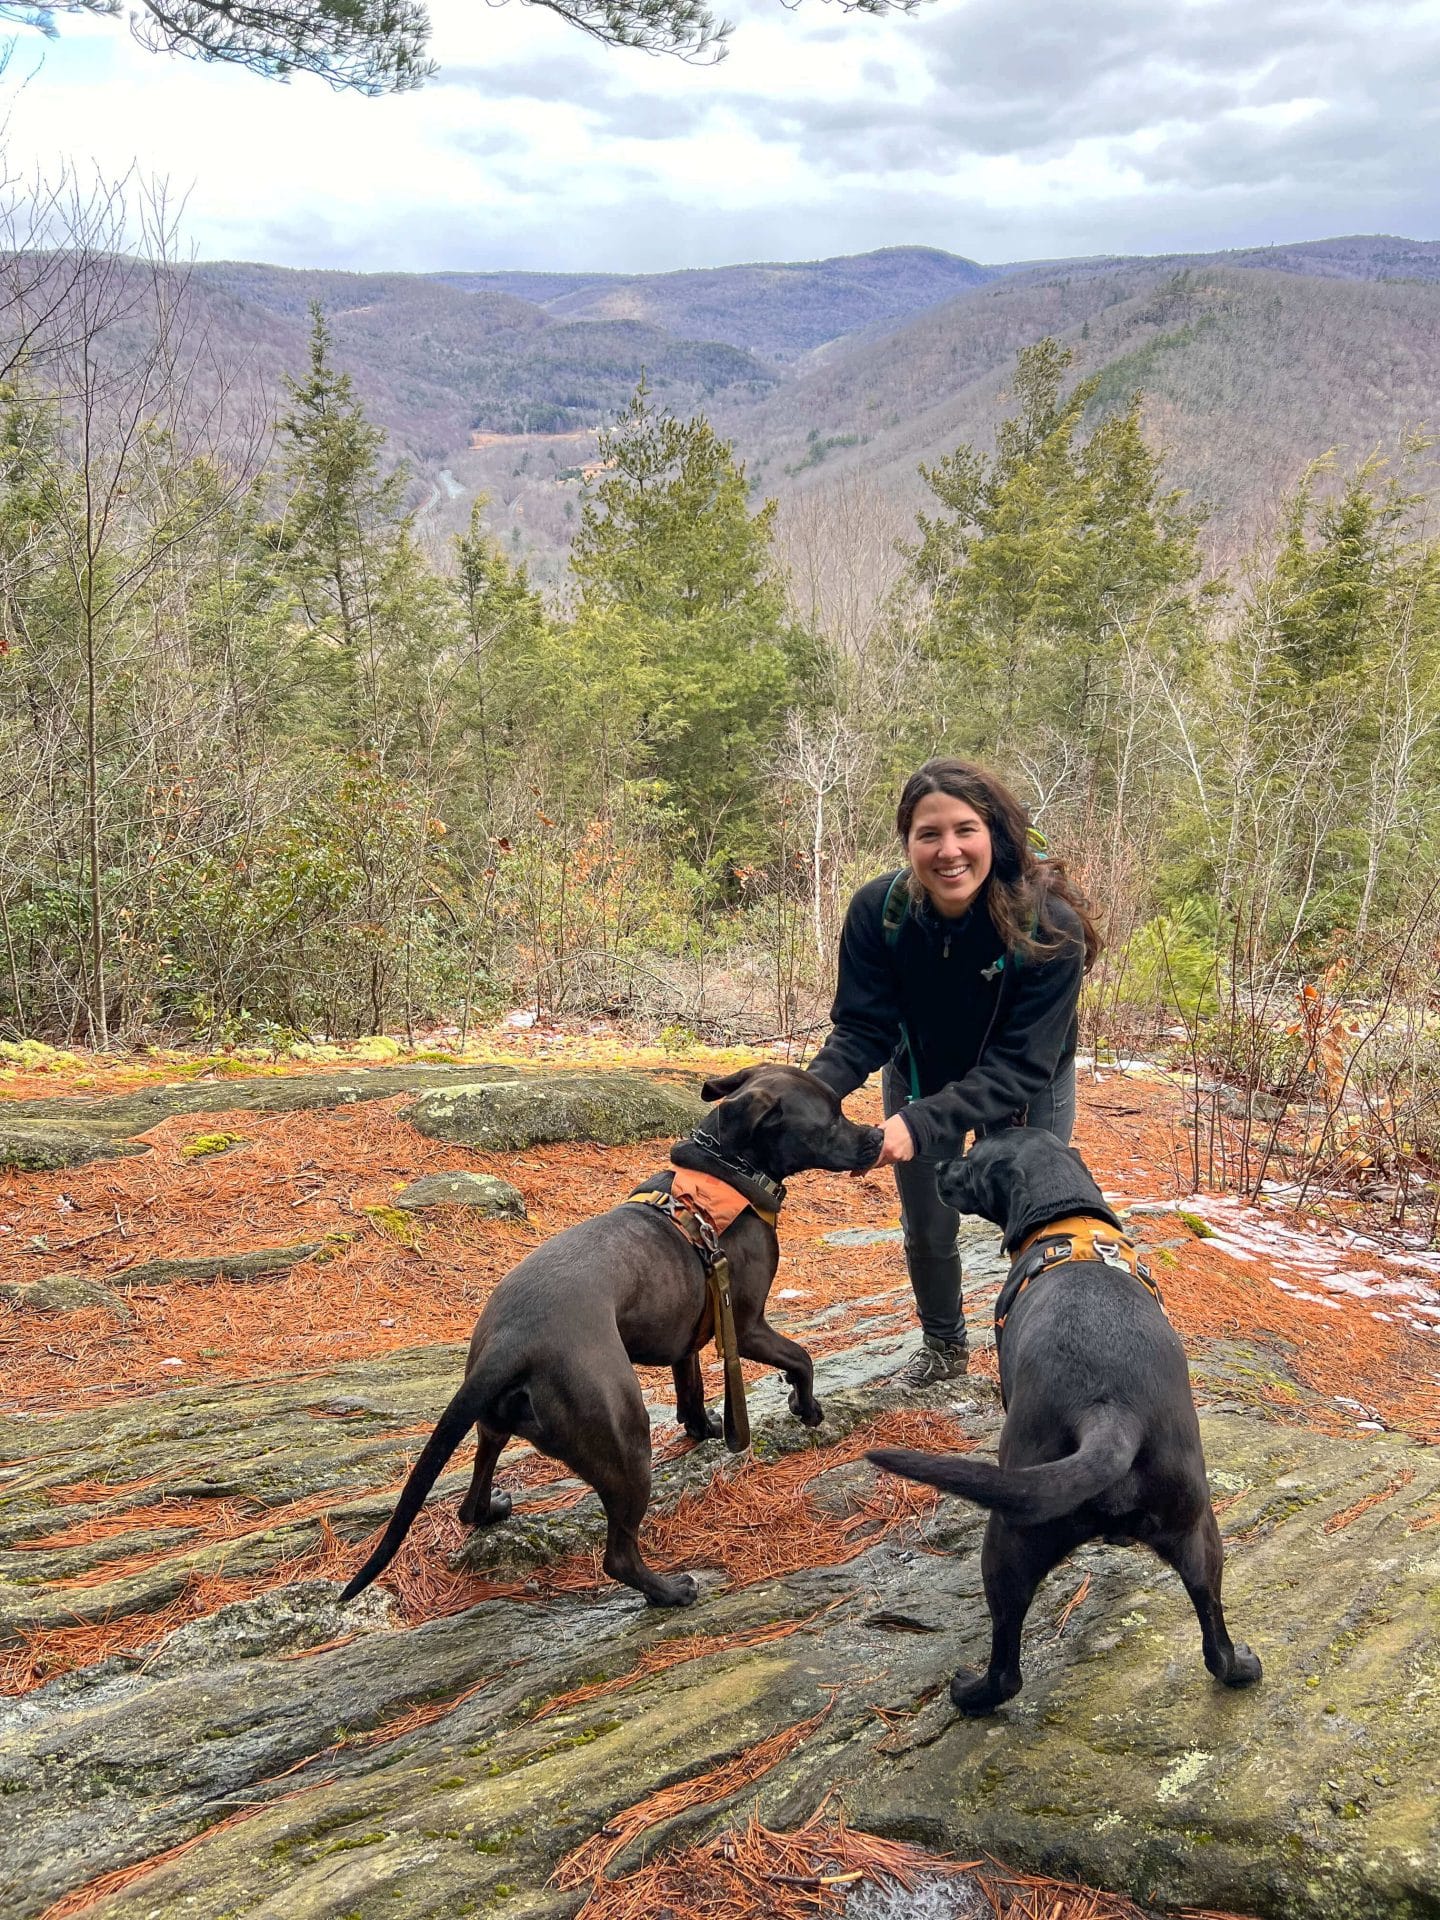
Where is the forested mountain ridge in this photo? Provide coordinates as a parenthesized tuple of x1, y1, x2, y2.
(987, 233, 1440, 288)
(431, 245, 996, 359)
(182, 237, 1440, 566)
(186, 262, 777, 454)
(729, 260, 1440, 555)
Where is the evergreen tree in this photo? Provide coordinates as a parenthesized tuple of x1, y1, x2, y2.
(277, 304, 409, 748)
(567, 382, 804, 843)
(452, 501, 548, 813)
(1238, 451, 1440, 935)
(908, 339, 1202, 757)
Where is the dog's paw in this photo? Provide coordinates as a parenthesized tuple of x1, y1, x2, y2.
(646, 1571, 699, 1608)
(459, 1490, 512, 1528)
(684, 1409, 724, 1441)
(949, 1666, 1016, 1716)
(1223, 1643, 1263, 1687)
(788, 1389, 824, 1427)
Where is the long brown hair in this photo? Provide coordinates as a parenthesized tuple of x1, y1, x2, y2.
(895, 759, 1103, 970)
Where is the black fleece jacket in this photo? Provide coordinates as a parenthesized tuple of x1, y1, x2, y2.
(807, 871, 1084, 1159)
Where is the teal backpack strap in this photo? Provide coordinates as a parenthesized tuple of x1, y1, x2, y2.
(881, 872, 922, 1104)
(881, 870, 910, 945)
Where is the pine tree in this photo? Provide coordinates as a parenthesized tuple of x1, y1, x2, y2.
(567, 382, 804, 843)
(908, 339, 1202, 756)
(277, 304, 409, 748)
(452, 502, 548, 812)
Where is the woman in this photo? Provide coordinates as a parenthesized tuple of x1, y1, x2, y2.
(807, 758, 1102, 1387)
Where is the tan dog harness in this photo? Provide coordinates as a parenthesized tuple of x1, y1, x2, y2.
(995, 1213, 1162, 1345)
(623, 1170, 778, 1452)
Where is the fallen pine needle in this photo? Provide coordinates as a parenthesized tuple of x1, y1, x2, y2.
(1322, 1469, 1416, 1535)
(553, 1698, 836, 1892)
(1055, 1571, 1092, 1636)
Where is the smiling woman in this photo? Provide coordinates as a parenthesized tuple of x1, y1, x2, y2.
(807, 757, 1103, 1387)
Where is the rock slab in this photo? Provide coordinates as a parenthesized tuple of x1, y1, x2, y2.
(404, 1072, 705, 1151)
(3, 1357, 1439, 1920)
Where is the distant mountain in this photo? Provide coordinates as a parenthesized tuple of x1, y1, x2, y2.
(431, 246, 996, 360)
(178, 236, 1440, 578)
(989, 234, 1440, 287)
(723, 258, 1440, 558)
(188, 262, 775, 456)
(1188, 234, 1440, 284)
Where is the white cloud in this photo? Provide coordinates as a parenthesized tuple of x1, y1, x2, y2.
(1, 0, 1437, 270)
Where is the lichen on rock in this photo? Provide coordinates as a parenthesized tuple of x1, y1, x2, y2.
(404, 1072, 705, 1150)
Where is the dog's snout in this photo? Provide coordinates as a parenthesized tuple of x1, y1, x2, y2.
(935, 1159, 965, 1198)
(854, 1124, 884, 1169)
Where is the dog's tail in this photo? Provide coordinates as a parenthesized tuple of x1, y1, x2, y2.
(339, 1361, 497, 1602)
(869, 1410, 1143, 1527)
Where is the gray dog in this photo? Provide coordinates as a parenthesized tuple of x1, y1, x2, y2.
(871, 1127, 1261, 1714)
(341, 1065, 881, 1608)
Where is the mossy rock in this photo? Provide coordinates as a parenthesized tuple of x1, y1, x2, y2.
(393, 1172, 527, 1219)
(0, 1120, 150, 1172)
(116, 1242, 326, 1287)
(403, 1073, 705, 1151)
(0, 1272, 131, 1320)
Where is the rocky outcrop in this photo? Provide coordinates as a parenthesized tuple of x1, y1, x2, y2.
(0, 1272, 132, 1319)
(0, 1063, 704, 1170)
(0, 1116, 150, 1172)
(3, 1305, 1438, 1920)
(404, 1072, 707, 1152)
(118, 1241, 333, 1288)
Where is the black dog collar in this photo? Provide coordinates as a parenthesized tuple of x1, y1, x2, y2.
(671, 1126, 787, 1215)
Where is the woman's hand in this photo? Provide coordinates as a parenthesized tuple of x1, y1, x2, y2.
(874, 1113, 917, 1168)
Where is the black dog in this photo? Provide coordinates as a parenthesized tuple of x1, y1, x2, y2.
(870, 1128, 1261, 1714)
(341, 1066, 881, 1609)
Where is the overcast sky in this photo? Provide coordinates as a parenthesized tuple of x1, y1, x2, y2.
(5, 0, 1439, 273)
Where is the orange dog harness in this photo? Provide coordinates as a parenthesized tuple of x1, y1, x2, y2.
(995, 1213, 1162, 1344)
(623, 1171, 778, 1452)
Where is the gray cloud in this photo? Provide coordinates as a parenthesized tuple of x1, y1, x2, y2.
(199, 0, 1440, 272)
(609, 0, 1440, 230)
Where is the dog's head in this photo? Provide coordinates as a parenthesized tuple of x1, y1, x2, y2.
(698, 1065, 883, 1179)
(937, 1127, 1111, 1250)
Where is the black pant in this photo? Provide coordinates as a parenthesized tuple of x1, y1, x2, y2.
(882, 1060, 1078, 1347)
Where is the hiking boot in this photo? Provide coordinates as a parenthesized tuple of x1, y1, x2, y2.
(894, 1334, 969, 1388)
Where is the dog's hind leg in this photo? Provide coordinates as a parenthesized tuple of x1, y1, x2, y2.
(537, 1370, 698, 1608)
(457, 1424, 513, 1528)
(1155, 1507, 1262, 1688)
(672, 1352, 722, 1441)
(735, 1317, 823, 1427)
(951, 1513, 1082, 1716)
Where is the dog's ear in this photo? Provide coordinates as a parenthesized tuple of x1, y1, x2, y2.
(937, 1138, 1007, 1227)
(701, 1066, 760, 1102)
(710, 1084, 779, 1147)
